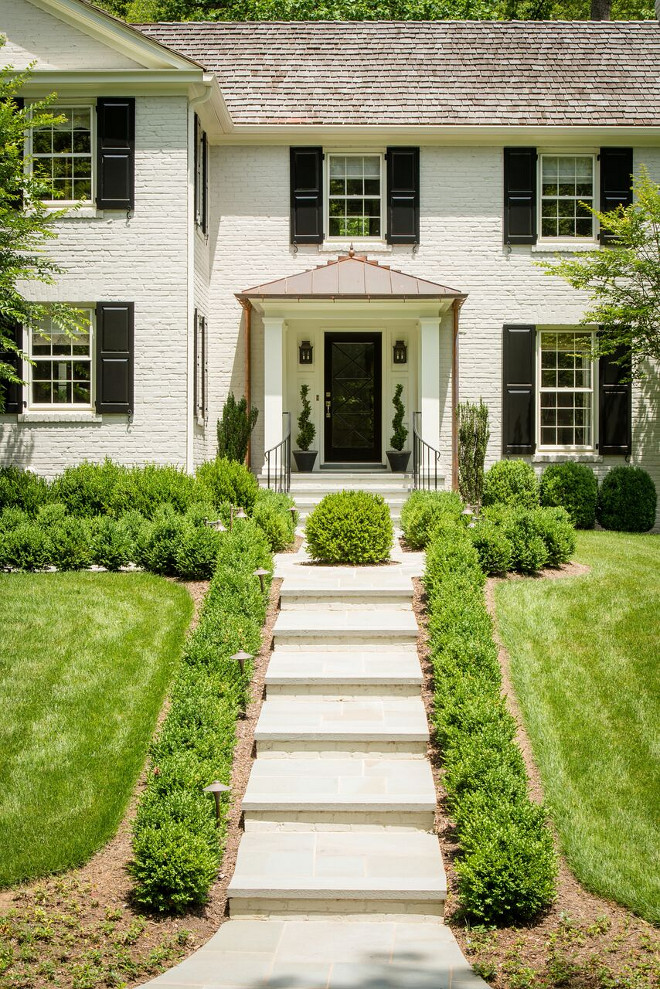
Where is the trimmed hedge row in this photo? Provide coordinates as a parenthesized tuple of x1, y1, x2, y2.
(424, 522, 558, 923)
(472, 505, 576, 575)
(0, 490, 295, 576)
(130, 521, 272, 914)
(399, 490, 463, 550)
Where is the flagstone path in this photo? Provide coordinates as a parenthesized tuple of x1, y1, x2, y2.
(144, 536, 488, 989)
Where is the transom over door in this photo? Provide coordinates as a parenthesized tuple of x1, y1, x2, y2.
(324, 333, 382, 463)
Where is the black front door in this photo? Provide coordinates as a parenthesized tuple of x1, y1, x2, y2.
(324, 333, 382, 463)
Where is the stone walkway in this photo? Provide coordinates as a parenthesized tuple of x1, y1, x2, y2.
(144, 536, 487, 989)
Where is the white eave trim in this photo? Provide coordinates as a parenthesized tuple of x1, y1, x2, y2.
(28, 0, 204, 71)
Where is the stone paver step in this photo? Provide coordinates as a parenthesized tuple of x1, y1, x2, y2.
(273, 609, 418, 646)
(266, 650, 422, 695)
(243, 756, 435, 817)
(142, 918, 489, 989)
(255, 696, 429, 752)
(227, 831, 446, 906)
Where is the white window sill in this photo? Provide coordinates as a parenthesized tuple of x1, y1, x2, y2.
(534, 452, 603, 463)
(44, 205, 104, 219)
(532, 242, 598, 253)
(18, 411, 103, 423)
(319, 241, 392, 254)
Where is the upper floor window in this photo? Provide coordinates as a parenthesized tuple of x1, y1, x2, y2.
(29, 311, 94, 408)
(538, 329, 594, 449)
(30, 106, 94, 203)
(327, 153, 383, 239)
(540, 154, 594, 239)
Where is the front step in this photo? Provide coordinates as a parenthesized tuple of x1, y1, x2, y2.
(265, 649, 422, 696)
(279, 581, 413, 611)
(273, 609, 418, 648)
(255, 696, 429, 754)
(227, 830, 446, 917)
(242, 756, 436, 830)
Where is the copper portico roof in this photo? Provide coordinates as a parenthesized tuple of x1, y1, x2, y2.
(236, 255, 466, 302)
(136, 21, 660, 128)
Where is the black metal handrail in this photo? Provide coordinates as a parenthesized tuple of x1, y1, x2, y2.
(412, 411, 442, 491)
(264, 412, 291, 493)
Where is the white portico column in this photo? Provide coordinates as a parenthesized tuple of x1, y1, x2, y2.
(418, 317, 442, 451)
(263, 316, 285, 456)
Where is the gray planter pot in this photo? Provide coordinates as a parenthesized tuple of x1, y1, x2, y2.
(293, 450, 318, 472)
(386, 450, 411, 472)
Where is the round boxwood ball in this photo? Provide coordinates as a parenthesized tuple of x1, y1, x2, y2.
(305, 490, 393, 564)
(482, 460, 539, 510)
(597, 466, 657, 533)
(540, 461, 598, 529)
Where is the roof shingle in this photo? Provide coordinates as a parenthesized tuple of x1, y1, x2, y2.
(136, 20, 660, 127)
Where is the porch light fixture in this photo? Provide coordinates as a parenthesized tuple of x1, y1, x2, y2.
(299, 340, 313, 365)
(203, 780, 230, 821)
(393, 340, 407, 365)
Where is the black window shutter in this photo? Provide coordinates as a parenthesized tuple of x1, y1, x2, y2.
(599, 346, 631, 454)
(0, 320, 24, 414)
(96, 98, 135, 210)
(290, 147, 323, 244)
(386, 147, 420, 245)
(95, 302, 134, 414)
(502, 324, 536, 454)
(599, 148, 633, 244)
(504, 148, 537, 245)
(201, 130, 208, 234)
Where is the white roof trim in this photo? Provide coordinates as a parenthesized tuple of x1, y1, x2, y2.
(27, 0, 204, 71)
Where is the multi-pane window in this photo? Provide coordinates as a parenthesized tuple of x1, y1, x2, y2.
(193, 310, 207, 422)
(328, 154, 383, 238)
(29, 312, 93, 407)
(539, 330, 594, 448)
(540, 155, 594, 239)
(31, 106, 94, 202)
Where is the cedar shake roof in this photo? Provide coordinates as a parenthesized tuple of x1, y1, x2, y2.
(136, 20, 660, 127)
(237, 254, 466, 300)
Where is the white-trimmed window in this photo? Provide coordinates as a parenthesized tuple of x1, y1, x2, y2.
(29, 311, 94, 408)
(538, 329, 595, 449)
(540, 154, 595, 239)
(30, 105, 94, 203)
(327, 153, 384, 239)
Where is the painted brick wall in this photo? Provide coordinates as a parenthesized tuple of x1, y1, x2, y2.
(0, 96, 190, 476)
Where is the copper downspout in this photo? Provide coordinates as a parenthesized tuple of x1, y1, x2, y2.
(451, 298, 461, 492)
(239, 299, 252, 467)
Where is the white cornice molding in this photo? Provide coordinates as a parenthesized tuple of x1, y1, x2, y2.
(27, 0, 202, 71)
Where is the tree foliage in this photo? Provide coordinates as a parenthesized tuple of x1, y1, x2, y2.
(540, 168, 660, 379)
(98, 0, 654, 21)
(216, 392, 258, 462)
(457, 399, 489, 506)
(0, 59, 87, 410)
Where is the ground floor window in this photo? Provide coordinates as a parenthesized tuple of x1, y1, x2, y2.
(29, 310, 94, 408)
(538, 329, 595, 449)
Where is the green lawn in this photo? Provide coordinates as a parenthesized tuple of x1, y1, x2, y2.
(495, 530, 660, 923)
(0, 572, 193, 887)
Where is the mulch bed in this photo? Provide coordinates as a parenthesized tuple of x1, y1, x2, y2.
(0, 575, 281, 989)
(413, 571, 659, 988)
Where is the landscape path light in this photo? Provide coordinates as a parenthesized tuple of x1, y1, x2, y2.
(203, 780, 230, 822)
(231, 650, 253, 675)
(253, 568, 269, 594)
(204, 518, 226, 533)
(234, 507, 248, 521)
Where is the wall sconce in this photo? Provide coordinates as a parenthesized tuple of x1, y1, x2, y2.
(393, 340, 407, 365)
(299, 340, 313, 364)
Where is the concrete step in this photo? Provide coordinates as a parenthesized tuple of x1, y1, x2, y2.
(255, 696, 429, 754)
(227, 830, 446, 917)
(146, 918, 488, 988)
(288, 479, 411, 493)
(265, 649, 422, 696)
(273, 609, 418, 648)
(279, 582, 413, 611)
(242, 756, 436, 830)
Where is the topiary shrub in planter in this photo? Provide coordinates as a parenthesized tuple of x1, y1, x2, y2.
(386, 383, 410, 472)
(195, 457, 258, 510)
(293, 383, 317, 472)
(597, 466, 657, 532)
(0, 466, 50, 515)
(305, 490, 393, 564)
(482, 460, 539, 510)
(540, 461, 598, 529)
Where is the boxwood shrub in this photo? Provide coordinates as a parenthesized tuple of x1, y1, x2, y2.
(482, 460, 539, 510)
(540, 461, 598, 529)
(400, 490, 463, 550)
(424, 522, 557, 923)
(131, 520, 271, 913)
(305, 490, 393, 563)
(0, 466, 50, 515)
(195, 457, 258, 511)
(252, 489, 297, 551)
(597, 465, 657, 533)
